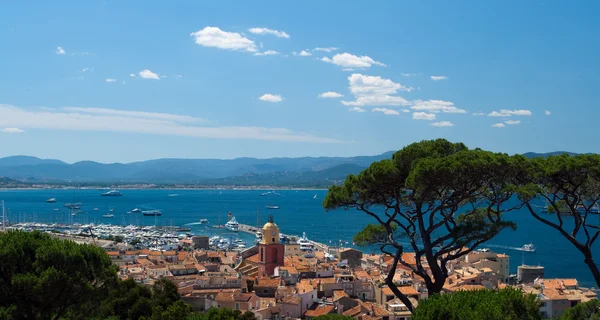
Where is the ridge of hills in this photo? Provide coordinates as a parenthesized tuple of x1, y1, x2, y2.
(0, 151, 584, 187)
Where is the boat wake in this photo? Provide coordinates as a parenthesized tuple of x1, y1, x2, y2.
(184, 222, 205, 226)
(486, 244, 534, 252)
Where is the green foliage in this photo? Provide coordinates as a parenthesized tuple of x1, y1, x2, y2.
(0, 230, 193, 320)
(0, 230, 118, 319)
(560, 299, 600, 320)
(412, 288, 541, 320)
(187, 308, 257, 320)
(353, 223, 398, 246)
(314, 314, 355, 320)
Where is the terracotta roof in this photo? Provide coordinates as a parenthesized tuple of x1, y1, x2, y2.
(342, 305, 362, 317)
(124, 251, 137, 255)
(256, 277, 280, 288)
(543, 278, 578, 289)
(246, 253, 260, 263)
(296, 280, 315, 294)
(258, 298, 276, 309)
(107, 251, 120, 256)
(305, 304, 335, 317)
(163, 251, 177, 256)
(446, 284, 486, 292)
(389, 285, 418, 296)
(333, 290, 349, 301)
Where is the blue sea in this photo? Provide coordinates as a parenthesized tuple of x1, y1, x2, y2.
(0, 189, 598, 288)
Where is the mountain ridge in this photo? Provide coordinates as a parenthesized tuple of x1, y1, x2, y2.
(0, 151, 588, 187)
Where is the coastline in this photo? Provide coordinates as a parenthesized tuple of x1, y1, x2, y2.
(0, 186, 330, 191)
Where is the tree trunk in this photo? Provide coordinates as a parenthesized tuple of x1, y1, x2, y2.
(583, 249, 600, 289)
(386, 249, 415, 312)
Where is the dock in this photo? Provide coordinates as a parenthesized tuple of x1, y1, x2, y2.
(237, 223, 344, 255)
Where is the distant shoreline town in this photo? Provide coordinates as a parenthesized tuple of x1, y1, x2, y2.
(0, 184, 329, 191)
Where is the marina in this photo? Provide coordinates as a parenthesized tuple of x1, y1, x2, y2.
(0, 188, 598, 287)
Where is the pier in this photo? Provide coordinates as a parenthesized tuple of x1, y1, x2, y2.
(236, 222, 343, 254)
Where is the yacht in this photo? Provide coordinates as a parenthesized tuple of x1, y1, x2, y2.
(132, 208, 142, 213)
(225, 217, 239, 232)
(200, 218, 209, 224)
(46, 198, 57, 203)
(93, 208, 99, 211)
(266, 205, 280, 210)
(64, 203, 82, 209)
(521, 243, 536, 252)
(142, 210, 162, 216)
(297, 232, 313, 251)
(102, 213, 114, 218)
(101, 189, 123, 197)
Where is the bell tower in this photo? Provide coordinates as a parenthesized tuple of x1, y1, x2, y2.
(257, 215, 285, 277)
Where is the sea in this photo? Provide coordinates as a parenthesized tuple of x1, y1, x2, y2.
(0, 188, 598, 288)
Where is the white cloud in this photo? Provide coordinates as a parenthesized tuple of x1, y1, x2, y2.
(176, 74, 183, 79)
(321, 53, 385, 70)
(248, 27, 290, 39)
(488, 109, 532, 117)
(105, 79, 117, 83)
(293, 50, 312, 57)
(411, 100, 466, 113)
(430, 76, 448, 81)
(505, 120, 521, 125)
(82, 67, 91, 72)
(402, 73, 417, 77)
(129, 73, 136, 77)
(412, 112, 436, 120)
(254, 50, 280, 56)
(431, 121, 454, 127)
(545, 110, 551, 116)
(318, 92, 343, 98)
(492, 123, 505, 128)
(472, 112, 485, 116)
(349, 107, 365, 113)
(259, 94, 283, 103)
(190, 26, 257, 52)
(402, 109, 410, 113)
(314, 47, 338, 52)
(341, 74, 411, 107)
(0, 104, 340, 143)
(56, 47, 65, 55)
(1, 128, 25, 133)
(373, 108, 400, 115)
(139, 69, 160, 80)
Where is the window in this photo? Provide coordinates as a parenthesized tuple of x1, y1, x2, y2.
(235, 303, 239, 310)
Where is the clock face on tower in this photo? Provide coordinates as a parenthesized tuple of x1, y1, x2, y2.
(272, 231, 276, 236)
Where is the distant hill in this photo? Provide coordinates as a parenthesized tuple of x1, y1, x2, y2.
(0, 152, 394, 186)
(523, 151, 579, 158)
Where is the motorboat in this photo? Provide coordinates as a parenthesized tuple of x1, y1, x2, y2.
(101, 189, 123, 197)
(200, 218, 209, 224)
(93, 208, 99, 211)
(46, 198, 57, 203)
(142, 210, 162, 216)
(225, 217, 239, 232)
(266, 205, 280, 210)
(64, 203, 82, 209)
(521, 243, 536, 252)
(132, 208, 142, 213)
(102, 213, 114, 218)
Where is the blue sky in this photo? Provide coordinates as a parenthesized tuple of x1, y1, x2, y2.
(0, 1, 598, 163)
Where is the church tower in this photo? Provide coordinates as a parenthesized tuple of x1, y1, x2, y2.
(257, 215, 285, 277)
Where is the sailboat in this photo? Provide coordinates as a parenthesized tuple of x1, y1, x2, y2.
(313, 194, 317, 199)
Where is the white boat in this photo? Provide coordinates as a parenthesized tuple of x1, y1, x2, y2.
(101, 189, 123, 197)
(102, 213, 114, 218)
(200, 218, 209, 224)
(225, 217, 239, 232)
(266, 205, 280, 210)
(521, 243, 536, 252)
(46, 198, 57, 203)
(297, 232, 313, 251)
(132, 208, 142, 213)
(53, 208, 59, 211)
(93, 208, 99, 211)
(313, 194, 317, 199)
